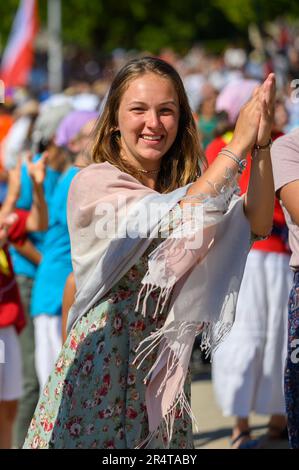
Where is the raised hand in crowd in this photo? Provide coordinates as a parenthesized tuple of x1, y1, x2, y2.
(25, 151, 48, 186)
(1, 159, 22, 217)
(24, 152, 48, 232)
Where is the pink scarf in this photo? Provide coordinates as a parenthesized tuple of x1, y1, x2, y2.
(67, 162, 251, 447)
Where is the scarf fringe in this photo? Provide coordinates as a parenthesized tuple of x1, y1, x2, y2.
(135, 277, 173, 319)
(132, 321, 179, 372)
(135, 430, 158, 449)
(133, 318, 233, 447)
(134, 313, 234, 379)
(200, 318, 234, 359)
(135, 389, 199, 449)
(134, 239, 236, 449)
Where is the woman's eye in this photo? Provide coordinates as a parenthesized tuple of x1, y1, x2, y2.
(160, 108, 173, 114)
(131, 108, 145, 112)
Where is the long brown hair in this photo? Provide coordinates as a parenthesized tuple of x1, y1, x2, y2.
(91, 56, 206, 192)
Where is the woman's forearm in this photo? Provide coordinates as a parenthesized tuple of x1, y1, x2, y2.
(244, 149, 274, 237)
(184, 143, 274, 238)
(184, 141, 247, 200)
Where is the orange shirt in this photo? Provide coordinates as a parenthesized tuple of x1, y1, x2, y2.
(0, 113, 13, 171)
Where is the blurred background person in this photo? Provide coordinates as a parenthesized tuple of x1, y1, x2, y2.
(195, 83, 222, 150)
(10, 99, 72, 448)
(0, 154, 48, 449)
(211, 98, 292, 448)
(30, 109, 97, 391)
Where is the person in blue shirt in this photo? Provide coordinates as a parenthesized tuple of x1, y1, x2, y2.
(30, 110, 98, 392)
(11, 103, 71, 448)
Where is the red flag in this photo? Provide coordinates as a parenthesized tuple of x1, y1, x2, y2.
(0, 0, 39, 88)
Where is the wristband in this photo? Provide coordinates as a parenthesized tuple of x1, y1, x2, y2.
(253, 138, 272, 151)
(218, 149, 247, 174)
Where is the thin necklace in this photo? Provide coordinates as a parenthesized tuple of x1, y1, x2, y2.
(136, 168, 160, 174)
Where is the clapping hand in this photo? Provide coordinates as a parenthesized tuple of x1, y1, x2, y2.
(256, 73, 276, 146)
(230, 73, 276, 156)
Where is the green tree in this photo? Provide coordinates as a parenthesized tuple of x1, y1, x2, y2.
(61, 0, 240, 53)
(212, 0, 299, 29)
(0, 0, 22, 50)
(1, 0, 299, 55)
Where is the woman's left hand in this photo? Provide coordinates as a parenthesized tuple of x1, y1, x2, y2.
(256, 73, 276, 146)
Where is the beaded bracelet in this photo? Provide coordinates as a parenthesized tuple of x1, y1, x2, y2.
(252, 138, 272, 158)
(218, 148, 247, 174)
(253, 138, 272, 151)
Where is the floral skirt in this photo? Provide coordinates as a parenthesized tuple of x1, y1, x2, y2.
(23, 292, 193, 449)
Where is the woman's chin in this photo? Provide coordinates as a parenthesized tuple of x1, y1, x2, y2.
(136, 150, 165, 163)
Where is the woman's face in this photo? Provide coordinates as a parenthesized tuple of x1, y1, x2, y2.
(117, 72, 180, 169)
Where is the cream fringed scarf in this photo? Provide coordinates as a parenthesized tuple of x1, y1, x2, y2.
(66, 162, 251, 448)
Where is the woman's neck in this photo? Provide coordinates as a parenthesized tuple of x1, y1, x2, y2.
(120, 148, 160, 174)
(141, 173, 159, 190)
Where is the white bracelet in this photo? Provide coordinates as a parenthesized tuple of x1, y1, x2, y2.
(218, 149, 247, 174)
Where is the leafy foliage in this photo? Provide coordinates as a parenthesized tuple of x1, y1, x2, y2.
(0, 0, 298, 54)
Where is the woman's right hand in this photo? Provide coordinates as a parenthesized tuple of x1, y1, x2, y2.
(227, 75, 275, 157)
(227, 87, 261, 157)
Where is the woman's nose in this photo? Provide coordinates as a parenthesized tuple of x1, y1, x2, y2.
(146, 110, 161, 129)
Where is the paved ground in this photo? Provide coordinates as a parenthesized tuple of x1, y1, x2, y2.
(191, 366, 289, 449)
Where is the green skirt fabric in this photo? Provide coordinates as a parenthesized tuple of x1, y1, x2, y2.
(23, 244, 193, 449)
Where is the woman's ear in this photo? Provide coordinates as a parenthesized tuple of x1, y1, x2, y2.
(112, 129, 121, 138)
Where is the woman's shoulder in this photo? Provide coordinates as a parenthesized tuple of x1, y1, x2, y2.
(71, 161, 119, 188)
(75, 161, 115, 177)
